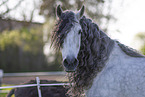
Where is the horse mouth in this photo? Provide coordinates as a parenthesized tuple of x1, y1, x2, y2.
(64, 67, 76, 72)
(63, 63, 78, 72)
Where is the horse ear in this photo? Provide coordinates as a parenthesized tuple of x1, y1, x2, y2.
(76, 5, 85, 20)
(56, 5, 63, 18)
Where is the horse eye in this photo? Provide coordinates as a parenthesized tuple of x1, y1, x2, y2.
(78, 30, 82, 34)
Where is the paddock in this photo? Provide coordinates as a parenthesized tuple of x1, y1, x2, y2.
(0, 72, 69, 97)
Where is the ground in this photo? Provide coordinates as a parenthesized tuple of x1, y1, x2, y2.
(3, 75, 68, 85)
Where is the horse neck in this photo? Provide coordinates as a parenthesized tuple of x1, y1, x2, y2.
(69, 19, 115, 96)
(80, 17, 114, 61)
(91, 30, 115, 61)
(109, 42, 126, 58)
(79, 24, 115, 73)
(105, 42, 133, 70)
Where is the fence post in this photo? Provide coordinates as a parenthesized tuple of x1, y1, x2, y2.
(36, 77, 42, 97)
(0, 69, 3, 87)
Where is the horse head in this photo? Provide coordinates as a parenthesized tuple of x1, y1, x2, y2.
(56, 5, 85, 72)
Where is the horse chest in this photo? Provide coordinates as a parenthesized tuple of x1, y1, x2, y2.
(86, 45, 145, 97)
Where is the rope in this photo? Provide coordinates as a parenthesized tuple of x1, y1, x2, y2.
(0, 82, 69, 89)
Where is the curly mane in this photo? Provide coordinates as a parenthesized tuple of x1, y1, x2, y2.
(66, 16, 115, 96)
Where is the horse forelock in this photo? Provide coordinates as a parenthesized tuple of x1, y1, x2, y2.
(51, 11, 76, 49)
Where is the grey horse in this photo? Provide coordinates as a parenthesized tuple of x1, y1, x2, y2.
(52, 5, 145, 97)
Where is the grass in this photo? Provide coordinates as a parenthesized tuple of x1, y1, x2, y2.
(0, 93, 7, 97)
(0, 84, 15, 97)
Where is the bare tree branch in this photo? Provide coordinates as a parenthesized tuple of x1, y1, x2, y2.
(2, 0, 24, 16)
(29, 0, 37, 22)
(0, 0, 9, 7)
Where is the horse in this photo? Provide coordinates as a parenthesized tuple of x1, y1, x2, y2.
(51, 5, 145, 97)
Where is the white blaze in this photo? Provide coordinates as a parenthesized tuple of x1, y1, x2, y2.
(61, 23, 81, 60)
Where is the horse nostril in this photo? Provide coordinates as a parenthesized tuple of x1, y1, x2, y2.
(63, 59, 68, 65)
(63, 58, 78, 65)
(63, 57, 79, 72)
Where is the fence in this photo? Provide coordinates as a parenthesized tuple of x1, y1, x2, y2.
(0, 77, 69, 97)
(0, 69, 3, 87)
(0, 71, 69, 97)
(4, 71, 66, 77)
(3, 71, 67, 85)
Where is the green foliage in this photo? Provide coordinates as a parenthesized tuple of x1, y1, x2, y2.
(136, 32, 145, 55)
(0, 27, 63, 73)
(0, 84, 14, 97)
(0, 28, 43, 53)
(136, 32, 145, 42)
(0, 93, 8, 97)
(140, 45, 145, 55)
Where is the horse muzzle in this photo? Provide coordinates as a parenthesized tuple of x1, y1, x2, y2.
(63, 57, 79, 72)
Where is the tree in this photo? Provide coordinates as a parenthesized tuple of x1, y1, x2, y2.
(0, 27, 63, 72)
(0, 0, 39, 22)
(40, 0, 114, 30)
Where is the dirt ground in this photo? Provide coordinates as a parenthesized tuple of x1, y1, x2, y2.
(2, 75, 68, 85)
